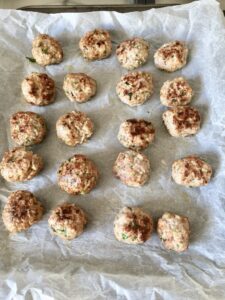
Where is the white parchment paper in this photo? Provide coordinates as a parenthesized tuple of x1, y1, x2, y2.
(0, 0, 225, 299)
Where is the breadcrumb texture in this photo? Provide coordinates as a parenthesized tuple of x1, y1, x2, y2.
(114, 207, 153, 244)
(56, 111, 94, 146)
(79, 29, 112, 61)
(63, 73, 96, 103)
(21, 72, 55, 106)
(118, 119, 155, 150)
(154, 41, 188, 72)
(163, 106, 201, 137)
(113, 150, 150, 187)
(48, 203, 87, 240)
(157, 212, 190, 252)
(116, 37, 149, 70)
(57, 154, 99, 195)
(2, 190, 43, 233)
(10, 111, 46, 146)
(0, 147, 43, 182)
(116, 71, 153, 107)
(172, 156, 212, 187)
(32, 34, 63, 66)
(160, 77, 193, 107)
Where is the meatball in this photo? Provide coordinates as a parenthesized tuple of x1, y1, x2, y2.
(56, 111, 94, 146)
(157, 212, 190, 252)
(21, 72, 55, 106)
(48, 203, 87, 240)
(114, 207, 153, 244)
(116, 71, 153, 107)
(160, 77, 193, 107)
(162, 106, 201, 137)
(79, 29, 112, 61)
(2, 190, 43, 233)
(57, 154, 99, 195)
(32, 34, 63, 66)
(172, 156, 212, 187)
(63, 73, 97, 103)
(154, 41, 188, 72)
(113, 150, 150, 187)
(0, 147, 43, 182)
(116, 37, 149, 70)
(10, 111, 46, 146)
(118, 119, 155, 151)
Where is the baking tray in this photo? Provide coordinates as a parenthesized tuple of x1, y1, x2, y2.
(19, 4, 178, 13)
(18, 3, 225, 15)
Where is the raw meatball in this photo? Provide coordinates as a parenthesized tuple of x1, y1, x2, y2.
(113, 150, 150, 187)
(2, 190, 43, 233)
(114, 207, 153, 244)
(21, 72, 55, 106)
(118, 119, 155, 150)
(162, 106, 201, 137)
(116, 37, 149, 70)
(157, 212, 190, 252)
(160, 77, 193, 107)
(116, 71, 153, 107)
(172, 156, 212, 187)
(10, 111, 46, 146)
(56, 111, 94, 146)
(79, 29, 112, 61)
(48, 203, 87, 240)
(63, 73, 97, 103)
(154, 41, 188, 72)
(0, 147, 43, 182)
(57, 154, 99, 195)
(32, 34, 63, 66)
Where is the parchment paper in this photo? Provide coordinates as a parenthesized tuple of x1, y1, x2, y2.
(0, 1, 225, 299)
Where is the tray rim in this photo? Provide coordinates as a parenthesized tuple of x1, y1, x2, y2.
(18, 4, 179, 13)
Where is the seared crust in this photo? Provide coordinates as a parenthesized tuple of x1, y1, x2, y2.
(116, 71, 153, 107)
(154, 41, 188, 72)
(162, 106, 201, 137)
(157, 212, 190, 252)
(63, 73, 97, 103)
(114, 207, 153, 244)
(79, 29, 112, 61)
(113, 150, 150, 187)
(118, 119, 155, 150)
(0, 147, 43, 182)
(21, 72, 55, 106)
(172, 156, 212, 187)
(32, 34, 63, 66)
(57, 154, 99, 195)
(48, 203, 87, 240)
(160, 77, 193, 107)
(56, 111, 94, 146)
(116, 37, 149, 70)
(10, 111, 46, 146)
(2, 190, 43, 233)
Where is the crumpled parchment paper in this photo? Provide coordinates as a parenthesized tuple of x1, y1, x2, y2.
(0, 0, 225, 299)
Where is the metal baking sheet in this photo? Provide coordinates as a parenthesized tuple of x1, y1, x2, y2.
(0, 0, 225, 299)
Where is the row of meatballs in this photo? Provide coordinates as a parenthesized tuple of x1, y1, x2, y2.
(22, 71, 194, 109)
(31, 29, 187, 72)
(26, 30, 190, 108)
(2, 190, 190, 253)
(0, 119, 212, 189)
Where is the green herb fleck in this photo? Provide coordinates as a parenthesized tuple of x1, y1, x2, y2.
(122, 233, 128, 240)
(128, 93, 133, 100)
(26, 57, 36, 63)
(42, 48, 49, 54)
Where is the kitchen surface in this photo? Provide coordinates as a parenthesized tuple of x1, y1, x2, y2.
(0, 0, 225, 10)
